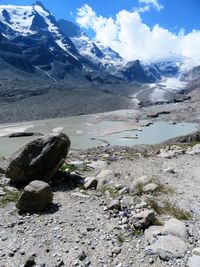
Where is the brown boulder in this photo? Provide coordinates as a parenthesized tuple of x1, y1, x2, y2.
(6, 133, 70, 183)
(16, 180, 53, 211)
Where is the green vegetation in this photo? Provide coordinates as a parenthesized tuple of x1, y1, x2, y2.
(152, 217, 164, 226)
(133, 182, 175, 196)
(60, 163, 76, 172)
(60, 162, 90, 173)
(134, 183, 143, 196)
(117, 234, 125, 244)
(100, 186, 119, 198)
(132, 229, 143, 237)
(0, 189, 21, 207)
(154, 184, 175, 195)
(147, 198, 192, 220)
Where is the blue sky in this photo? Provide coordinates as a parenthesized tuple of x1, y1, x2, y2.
(1, 0, 200, 34)
(1, 0, 200, 61)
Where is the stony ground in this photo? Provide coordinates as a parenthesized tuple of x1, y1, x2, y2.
(0, 143, 200, 267)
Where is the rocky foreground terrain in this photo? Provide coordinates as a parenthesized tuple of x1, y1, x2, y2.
(0, 132, 200, 267)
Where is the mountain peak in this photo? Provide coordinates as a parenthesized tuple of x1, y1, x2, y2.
(34, 1, 45, 9)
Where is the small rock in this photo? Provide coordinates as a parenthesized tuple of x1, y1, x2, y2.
(107, 199, 121, 210)
(96, 170, 113, 189)
(112, 247, 121, 255)
(163, 168, 176, 174)
(130, 175, 151, 194)
(148, 258, 154, 264)
(0, 188, 5, 196)
(187, 144, 200, 155)
(135, 201, 147, 209)
(97, 170, 113, 180)
(8, 251, 15, 257)
(143, 183, 159, 193)
(131, 210, 155, 229)
(86, 160, 107, 170)
(16, 180, 53, 212)
(56, 260, 64, 267)
(24, 254, 36, 267)
(118, 186, 129, 195)
(84, 177, 98, 190)
(71, 192, 90, 198)
(0, 160, 8, 174)
(192, 247, 200, 256)
(79, 250, 87, 261)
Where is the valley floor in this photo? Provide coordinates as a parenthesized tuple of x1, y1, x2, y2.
(0, 144, 200, 266)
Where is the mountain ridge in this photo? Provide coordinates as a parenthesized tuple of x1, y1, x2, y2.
(0, 2, 199, 123)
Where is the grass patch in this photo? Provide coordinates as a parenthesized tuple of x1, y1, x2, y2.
(117, 234, 125, 244)
(154, 184, 175, 195)
(134, 183, 143, 196)
(60, 162, 90, 173)
(60, 163, 76, 172)
(152, 217, 164, 226)
(132, 229, 143, 237)
(100, 186, 119, 198)
(147, 198, 192, 220)
(0, 189, 21, 207)
(134, 182, 175, 196)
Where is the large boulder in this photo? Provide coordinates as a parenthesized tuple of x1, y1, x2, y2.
(145, 235, 187, 261)
(16, 180, 53, 211)
(6, 133, 70, 183)
(145, 218, 188, 244)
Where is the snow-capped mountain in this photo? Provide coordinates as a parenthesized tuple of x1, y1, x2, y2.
(0, 1, 199, 87)
(0, 2, 153, 84)
(1, 2, 200, 122)
(0, 2, 77, 56)
(57, 19, 125, 75)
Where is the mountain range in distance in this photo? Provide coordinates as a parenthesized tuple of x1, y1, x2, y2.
(0, 1, 199, 123)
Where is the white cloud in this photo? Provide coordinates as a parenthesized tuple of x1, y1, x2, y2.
(76, 4, 200, 61)
(139, 0, 164, 11)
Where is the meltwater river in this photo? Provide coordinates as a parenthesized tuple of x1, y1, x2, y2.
(0, 110, 198, 158)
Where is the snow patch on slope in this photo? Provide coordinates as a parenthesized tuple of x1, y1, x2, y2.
(0, 5, 34, 35)
(0, 4, 79, 61)
(180, 58, 200, 73)
(72, 35, 124, 69)
(149, 77, 187, 103)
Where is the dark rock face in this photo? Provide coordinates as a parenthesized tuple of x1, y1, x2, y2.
(2, 9, 11, 24)
(58, 19, 84, 38)
(6, 133, 71, 183)
(0, 53, 35, 73)
(16, 180, 53, 211)
(30, 13, 49, 31)
(122, 60, 158, 83)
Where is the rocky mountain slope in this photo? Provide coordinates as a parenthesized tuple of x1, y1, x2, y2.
(0, 1, 158, 84)
(1, 1, 197, 86)
(0, 2, 200, 122)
